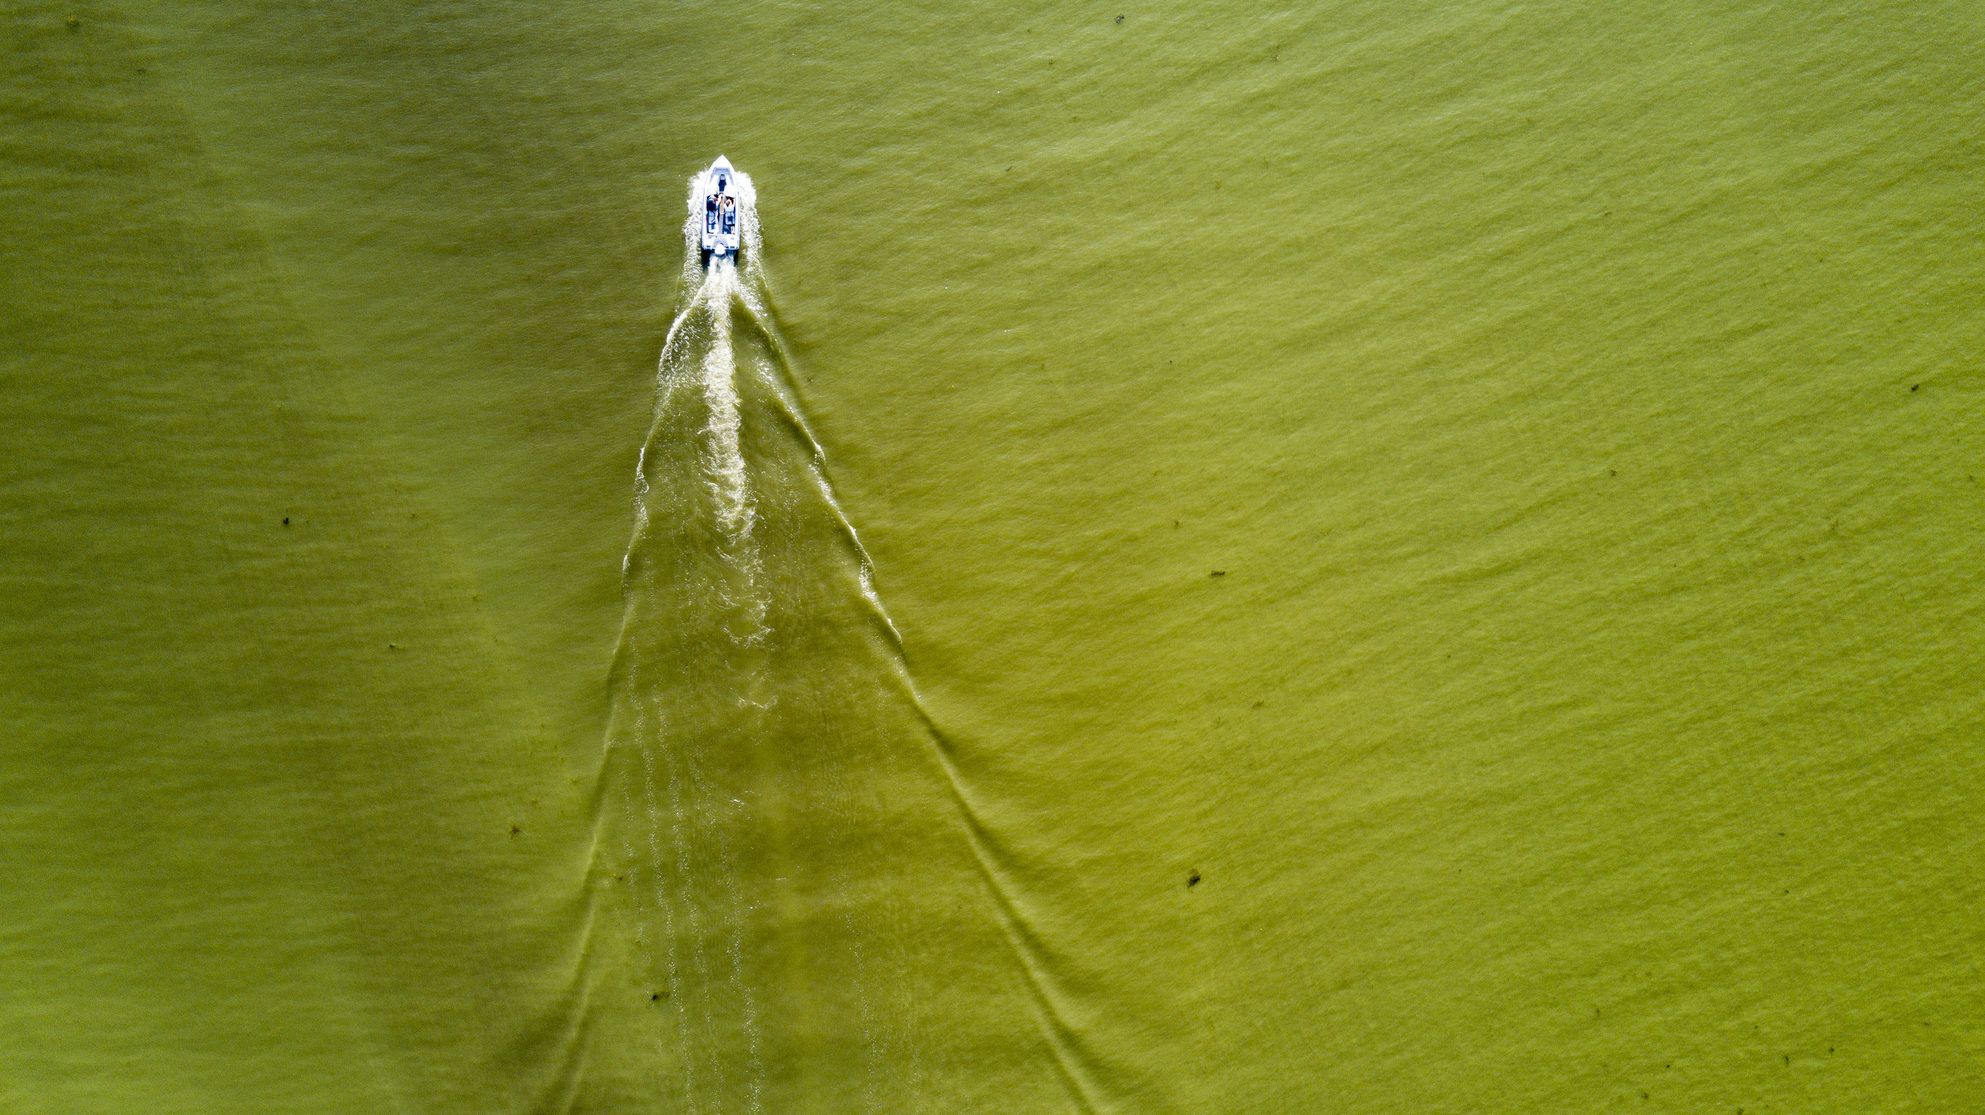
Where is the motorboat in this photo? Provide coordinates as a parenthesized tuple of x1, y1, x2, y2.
(697, 156, 742, 266)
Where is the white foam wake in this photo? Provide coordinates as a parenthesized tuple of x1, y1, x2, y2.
(604, 159, 937, 1110)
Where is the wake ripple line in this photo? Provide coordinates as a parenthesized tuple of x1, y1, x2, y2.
(731, 281, 1106, 1113)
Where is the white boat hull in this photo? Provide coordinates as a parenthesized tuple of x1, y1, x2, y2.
(697, 156, 742, 266)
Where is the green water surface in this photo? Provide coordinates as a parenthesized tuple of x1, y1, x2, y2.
(4, 1, 1984, 1110)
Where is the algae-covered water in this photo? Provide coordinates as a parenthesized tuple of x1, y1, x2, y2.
(6, 1, 1985, 1110)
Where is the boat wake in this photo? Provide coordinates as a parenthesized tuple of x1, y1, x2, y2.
(597, 166, 912, 1113)
(591, 163, 1098, 1113)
